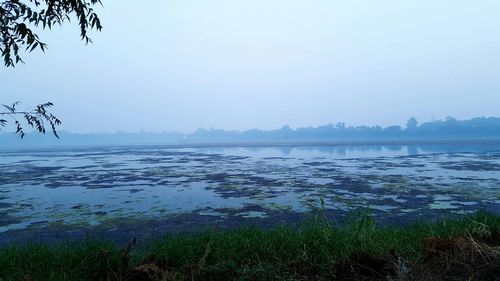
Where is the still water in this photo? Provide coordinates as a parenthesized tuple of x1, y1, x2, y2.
(1, 143, 500, 239)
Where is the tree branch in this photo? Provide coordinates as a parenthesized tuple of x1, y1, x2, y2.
(0, 102, 61, 138)
(1, 0, 102, 67)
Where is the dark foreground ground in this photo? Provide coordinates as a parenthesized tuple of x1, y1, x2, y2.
(3, 212, 500, 281)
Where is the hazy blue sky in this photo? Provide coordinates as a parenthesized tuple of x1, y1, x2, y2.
(2, 0, 500, 133)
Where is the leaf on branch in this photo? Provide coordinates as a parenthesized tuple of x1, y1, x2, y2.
(15, 120, 25, 139)
(0, 101, 61, 139)
(1, 0, 103, 67)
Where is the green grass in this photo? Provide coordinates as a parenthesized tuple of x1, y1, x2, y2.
(2, 212, 500, 281)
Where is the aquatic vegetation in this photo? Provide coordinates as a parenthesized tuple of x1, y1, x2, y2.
(0, 145, 500, 243)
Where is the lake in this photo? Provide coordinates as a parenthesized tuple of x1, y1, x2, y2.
(1, 142, 500, 243)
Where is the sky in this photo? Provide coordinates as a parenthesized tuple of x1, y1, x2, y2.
(1, 0, 500, 133)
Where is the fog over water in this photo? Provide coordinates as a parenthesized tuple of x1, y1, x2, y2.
(1, 0, 500, 133)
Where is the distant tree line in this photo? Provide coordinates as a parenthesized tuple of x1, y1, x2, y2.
(187, 117, 500, 141)
(2, 117, 500, 147)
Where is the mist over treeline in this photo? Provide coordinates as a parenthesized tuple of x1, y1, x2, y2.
(2, 117, 500, 147)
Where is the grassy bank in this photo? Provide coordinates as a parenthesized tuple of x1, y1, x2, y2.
(2, 212, 500, 281)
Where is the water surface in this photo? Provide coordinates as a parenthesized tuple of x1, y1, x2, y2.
(1, 143, 500, 241)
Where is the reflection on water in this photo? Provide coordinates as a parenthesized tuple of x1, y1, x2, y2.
(190, 143, 500, 159)
(1, 143, 500, 235)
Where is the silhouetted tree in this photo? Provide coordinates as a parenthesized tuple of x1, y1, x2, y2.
(406, 117, 418, 131)
(1, 0, 102, 138)
(0, 0, 102, 67)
